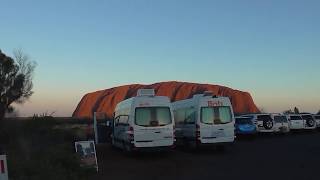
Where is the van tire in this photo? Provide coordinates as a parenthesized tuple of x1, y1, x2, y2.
(123, 141, 132, 153)
(306, 119, 315, 127)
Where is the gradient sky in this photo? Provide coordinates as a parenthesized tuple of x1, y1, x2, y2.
(1, 0, 319, 116)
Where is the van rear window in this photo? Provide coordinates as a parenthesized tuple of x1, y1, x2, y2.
(301, 115, 313, 120)
(290, 116, 302, 120)
(235, 118, 253, 125)
(274, 116, 288, 123)
(135, 107, 172, 127)
(201, 106, 232, 125)
(257, 115, 272, 121)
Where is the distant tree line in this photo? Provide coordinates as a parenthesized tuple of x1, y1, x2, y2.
(283, 107, 300, 114)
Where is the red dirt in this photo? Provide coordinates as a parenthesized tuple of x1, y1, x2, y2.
(72, 81, 260, 119)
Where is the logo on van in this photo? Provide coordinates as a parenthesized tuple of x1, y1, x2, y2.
(139, 102, 150, 106)
(208, 101, 223, 107)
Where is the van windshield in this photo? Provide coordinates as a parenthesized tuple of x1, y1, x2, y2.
(201, 106, 233, 125)
(314, 116, 320, 120)
(274, 116, 287, 123)
(135, 107, 172, 127)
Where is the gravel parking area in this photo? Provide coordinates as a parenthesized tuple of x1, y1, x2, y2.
(93, 130, 320, 180)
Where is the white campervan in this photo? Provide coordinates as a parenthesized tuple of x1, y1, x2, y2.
(172, 92, 235, 149)
(111, 89, 175, 152)
(286, 114, 304, 130)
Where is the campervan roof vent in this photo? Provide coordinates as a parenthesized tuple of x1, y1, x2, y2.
(203, 91, 214, 96)
(137, 89, 155, 97)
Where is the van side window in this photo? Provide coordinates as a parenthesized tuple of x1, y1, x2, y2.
(174, 108, 196, 125)
(115, 115, 129, 126)
(114, 116, 120, 126)
(185, 108, 196, 124)
(174, 109, 186, 125)
(119, 115, 129, 126)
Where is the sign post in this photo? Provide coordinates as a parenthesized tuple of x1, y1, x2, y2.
(0, 155, 8, 180)
(93, 112, 111, 144)
(93, 112, 98, 143)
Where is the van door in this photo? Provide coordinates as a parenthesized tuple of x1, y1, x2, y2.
(200, 106, 234, 144)
(134, 107, 173, 147)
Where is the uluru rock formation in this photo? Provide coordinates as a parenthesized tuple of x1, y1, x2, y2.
(73, 81, 260, 119)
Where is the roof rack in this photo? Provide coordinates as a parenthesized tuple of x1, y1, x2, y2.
(137, 89, 155, 97)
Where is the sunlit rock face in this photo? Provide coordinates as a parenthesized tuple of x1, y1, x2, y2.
(72, 81, 260, 119)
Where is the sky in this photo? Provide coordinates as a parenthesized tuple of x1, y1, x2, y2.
(0, 0, 319, 117)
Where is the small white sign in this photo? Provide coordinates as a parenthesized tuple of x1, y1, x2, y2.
(0, 155, 9, 180)
(75, 141, 98, 172)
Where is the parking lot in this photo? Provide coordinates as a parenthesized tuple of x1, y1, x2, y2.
(93, 130, 320, 180)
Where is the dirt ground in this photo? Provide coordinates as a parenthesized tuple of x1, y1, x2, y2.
(92, 130, 320, 180)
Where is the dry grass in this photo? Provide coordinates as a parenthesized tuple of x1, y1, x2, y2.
(0, 117, 95, 180)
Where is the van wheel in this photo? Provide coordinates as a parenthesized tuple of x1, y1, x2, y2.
(123, 141, 132, 152)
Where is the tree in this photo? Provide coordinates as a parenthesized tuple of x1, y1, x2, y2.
(0, 49, 36, 120)
(283, 109, 293, 115)
(294, 107, 300, 114)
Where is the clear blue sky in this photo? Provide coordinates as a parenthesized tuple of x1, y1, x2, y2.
(1, 0, 319, 116)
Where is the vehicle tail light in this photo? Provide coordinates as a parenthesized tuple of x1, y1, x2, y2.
(0, 160, 4, 174)
(128, 126, 134, 141)
(196, 124, 200, 140)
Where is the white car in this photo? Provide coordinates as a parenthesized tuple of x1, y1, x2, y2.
(241, 114, 275, 133)
(286, 114, 304, 130)
(300, 114, 316, 130)
(313, 115, 320, 128)
(172, 91, 235, 149)
(112, 89, 175, 152)
(271, 114, 290, 133)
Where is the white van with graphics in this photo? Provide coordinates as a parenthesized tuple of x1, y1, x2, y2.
(172, 92, 235, 148)
(111, 89, 175, 152)
(286, 114, 304, 130)
(241, 114, 275, 133)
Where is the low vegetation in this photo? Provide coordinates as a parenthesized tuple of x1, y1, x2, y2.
(0, 117, 95, 180)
